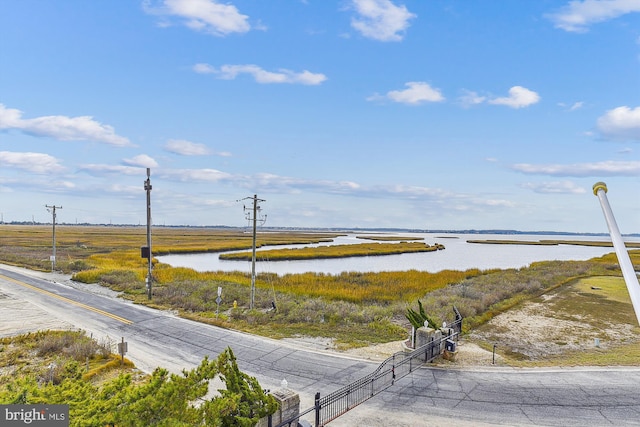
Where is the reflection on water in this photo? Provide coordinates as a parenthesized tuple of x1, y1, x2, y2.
(157, 233, 629, 275)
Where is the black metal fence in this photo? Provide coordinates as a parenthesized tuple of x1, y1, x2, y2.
(271, 306, 463, 427)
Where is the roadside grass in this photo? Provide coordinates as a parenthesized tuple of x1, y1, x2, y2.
(0, 330, 133, 387)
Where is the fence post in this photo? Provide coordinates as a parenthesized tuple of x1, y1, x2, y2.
(314, 392, 321, 427)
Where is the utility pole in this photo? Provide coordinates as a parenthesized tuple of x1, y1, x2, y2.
(45, 205, 62, 272)
(241, 194, 266, 310)
(144, 168, 153, 300)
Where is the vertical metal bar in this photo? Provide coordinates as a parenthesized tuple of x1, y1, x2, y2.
(315, 392, 320, 427)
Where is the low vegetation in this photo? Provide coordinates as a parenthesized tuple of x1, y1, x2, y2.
(0, 331, 277, 427)
(1, 224, 639, 363)
(219, 242, 444, 261)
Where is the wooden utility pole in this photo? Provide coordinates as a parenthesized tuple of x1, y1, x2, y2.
(45, 205, 62, 272)
(241, 194, 266, 310)
(144, 168, 153, 300)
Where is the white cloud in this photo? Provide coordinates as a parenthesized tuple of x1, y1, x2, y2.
(521, 181, 587, 194)
(79, 164, 145, 176)
(370, 82, 445, 105)
(122, 154, 159, 168)
(558, 101, 584, 111)
(164, 139, 212, 156)
(0, 151, 65, 174)
(458, 90, 487, 108)
(160, 168, 234, 182)
(144, 0, 250, 36)
(164, 139, 231, 157)
(546, 0, 640, 33)
(193, 63, 216, 74)
(349, 0, 416, 42)
(512, 160, 640, 176)
(488, 86, 540, 109)
(194, 63, 327, 85)
(0, 104, 131, 146)
(596, 106, 640, 141)
(569, 101, 585, 111)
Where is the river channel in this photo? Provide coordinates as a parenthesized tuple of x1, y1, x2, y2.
(156, 232, 639, 276)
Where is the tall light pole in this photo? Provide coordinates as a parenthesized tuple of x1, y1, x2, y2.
(593, 182, 640, 325)
(241, 194, 266, 310)
(144, 168, 153, 300)
(45, 205, 62, 272)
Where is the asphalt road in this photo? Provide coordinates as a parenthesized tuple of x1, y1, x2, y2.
(1, 266, 639, 426)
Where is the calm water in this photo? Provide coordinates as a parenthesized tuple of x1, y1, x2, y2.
(156, 232, 637, 275)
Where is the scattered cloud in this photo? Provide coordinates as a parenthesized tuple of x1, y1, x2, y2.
(0, 151, 65, 174)
(193, 63, 327, 85)
(143, 0, 250, 36)
(368, 82, 444, 105)
(122, 154, 159, 168)
(558, 101, 585, 111)
(164, 139, 230, 156)
(596, 106, 640, 141)
(521, 180, 587, 194)
(79, 164, 146, 176)
(512, 160, 640, 176)
(0, 103, 131, 146)
(488, 86, 540, 109)
(349, 0, 416, 42)
(165, 139, 211, 155)
(458, 90, 487, 108)
(159, 168, 235, 183)
(546, 0, 640, 33)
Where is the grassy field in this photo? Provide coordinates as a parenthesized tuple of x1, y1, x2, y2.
(1, 224, 639, 365)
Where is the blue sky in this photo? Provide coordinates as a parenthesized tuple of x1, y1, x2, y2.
(0, 0, 639, 233)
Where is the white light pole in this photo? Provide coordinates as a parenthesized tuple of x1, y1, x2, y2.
(593, 182, 640, 325)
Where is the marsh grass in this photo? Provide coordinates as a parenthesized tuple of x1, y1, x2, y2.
(2, 225, 639, 359)
(219, 242, 444, 261)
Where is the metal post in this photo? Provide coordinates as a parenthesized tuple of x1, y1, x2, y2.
(145, 168, 153, 300)
(314, 392, 321, 427)
(593, 182, 640, 325)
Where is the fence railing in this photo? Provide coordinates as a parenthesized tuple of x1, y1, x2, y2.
(271, 306, 463, 427)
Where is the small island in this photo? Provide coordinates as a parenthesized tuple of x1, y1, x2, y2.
(467, 239, 640, 248)
(218, 241, 444, 261)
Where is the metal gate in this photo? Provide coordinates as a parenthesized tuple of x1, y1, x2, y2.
(271, 307, 462, 427)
